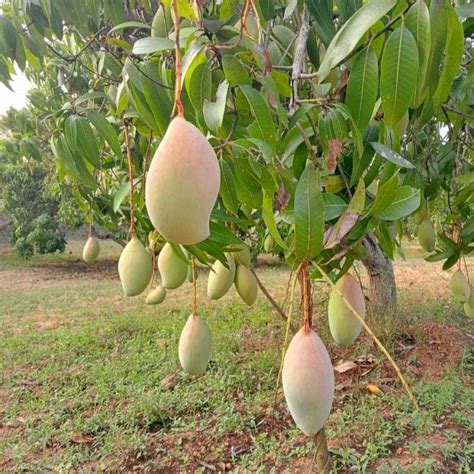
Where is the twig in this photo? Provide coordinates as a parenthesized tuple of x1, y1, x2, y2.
(123, 121, 135, 237)
(250, 267, 287, 320)
(290, 5, 310, 113)
(314, 262, 418, 409)
(442, 105, 474, 121)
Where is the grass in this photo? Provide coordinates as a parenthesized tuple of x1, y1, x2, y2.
(0, 238, 473, 472)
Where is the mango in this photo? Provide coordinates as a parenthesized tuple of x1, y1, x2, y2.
(232, 243, 251, 267)
(158, 243, 188, 289)
(264, 234, 274, 252)
(82, 236, 100, 264)
(450, 270, 471, 303)
(207, 254, 236, 300)
(282, 328, 334, 436)
(178, 314, 212, 375)
(464, 290, 474, 319)
(118, 237, 153, 296)
(234, 264, 258, 305)
(145, 117, 220, 245)
(328, 273, 365, 346)
(417, 220, 436, 252)
(145, 285, 166, 305)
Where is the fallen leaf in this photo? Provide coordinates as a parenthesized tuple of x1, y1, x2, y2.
(71, 433, 95, 444)
(161, 373, 180, 390)
(334, 360, 358, 373)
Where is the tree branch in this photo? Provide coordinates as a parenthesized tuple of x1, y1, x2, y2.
(250, 267, 288, 321)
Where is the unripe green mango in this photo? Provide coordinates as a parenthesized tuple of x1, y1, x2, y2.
(328, 274, 365, 346)
(282, 328, 334, 436)
(234, 264, 258, 305)
(82, 236, 100, 264)
(145, 285, 166, 305)
(145, 117, 220, 245)
(151, 5, 172, 38)
(158, 243, 188, 289)
(264, 234, 274, 252)
(464, 290, 474, 319)
(118, 237, 153, 296)
(232, 243, 251, 267)
(417, 220, 436, 252)
(414, 199, 428, 225)
(178, 314, 212, 375)
(450, 270, 471, 303)
(207, 254, 236, 300)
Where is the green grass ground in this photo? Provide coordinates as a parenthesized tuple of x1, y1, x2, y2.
(0, 239, 473, 472)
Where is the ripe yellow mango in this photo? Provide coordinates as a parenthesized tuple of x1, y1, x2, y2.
(328, 273, 365, 346)
(158, 243, 188, 290)
(82, 236, 100, 264)
(145, 285, 166, 305)
(118, 237, 153, 296)
(178, 314, 212, 375)
(282, 328, 334, 436)
(234, 264, 258, 305)
(417, 220, 436, 252)
(207, 254, 236, 300)
(145, 117, 220, 245)
(450, 270, 471, 303)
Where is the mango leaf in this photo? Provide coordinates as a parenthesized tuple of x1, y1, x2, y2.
(345, 45, 378, 133)
(367, 173, 399, 217)
(74, 91, 106, 105)
(108, 21, 151, 34)
(113, 178, 139, 213)
(405, 0, 431, 107)
(219, 160, 239, 214)
(262, 192, 287, 249)
(456, 4, 474, 17)
(88, 111, 122, 158)
(380, 26, 419, 127)
(375, 186, 420, 220)
(305, 0, 336, 46)
(322, 193, 347, 220)
(433, 5, 464, 107)
(317, 0, 398, 82)
(203, 80, 229, 132)
(222, 56, 251, 86)
(370, 142, 415, 169)
(253, 0, 274, 24)
(294, 164, 325, 262)
(132, 37, 174, 55)
(75, 117, 101, 167)
(239, 85, 276, 150)
(187, 61, 212, 114)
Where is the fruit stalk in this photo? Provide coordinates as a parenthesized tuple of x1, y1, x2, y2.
(171, 0, 184, 117)
(313, 429, 330, 472)
(123, 121, 135, 237)
(300, 262, 312, 332)
(192, 256, 197, 316)
(314, 263, 419, 409)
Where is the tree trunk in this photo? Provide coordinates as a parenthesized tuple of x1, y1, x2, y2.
(361, 234, 397, 313)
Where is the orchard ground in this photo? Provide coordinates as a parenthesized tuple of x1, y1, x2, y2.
(0, 236, 473, 472)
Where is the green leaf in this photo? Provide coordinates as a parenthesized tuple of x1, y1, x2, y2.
(367, 173, 399, 217)
(305, 0, 336, 46)
(75, 117, 101, 167)
(203, 81, 229, 133)
(348, 178, 366, 214)
(262, 192, 287, 249)
(322, 193, 347, 220)
(425, 0, 448, 94)
(187, 61, 212, 114)
(345, 45, 378, 133)
(370, 142, 415, 169)
(294, 164, 325, 262)
(380, 26, 419, 127)
(108, 21, 151, 34)
(88, 111, 122, 158)
(113, 178, 139, 213)
(375, 186, 420, 220)
(74, 91, 106, 105)
(317, 0, 398, 82)
(219, 160, 239, 214)
(239, 85, 276, 150)
(222, 56, 251, 87)
(253, 0, 274, 24)
(456, 4, 474, 18)
(132, 37, 174, 55)
(432, 5, 464, 107)
(405, 0, 431, 107)
(0, 15, 17, 60)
